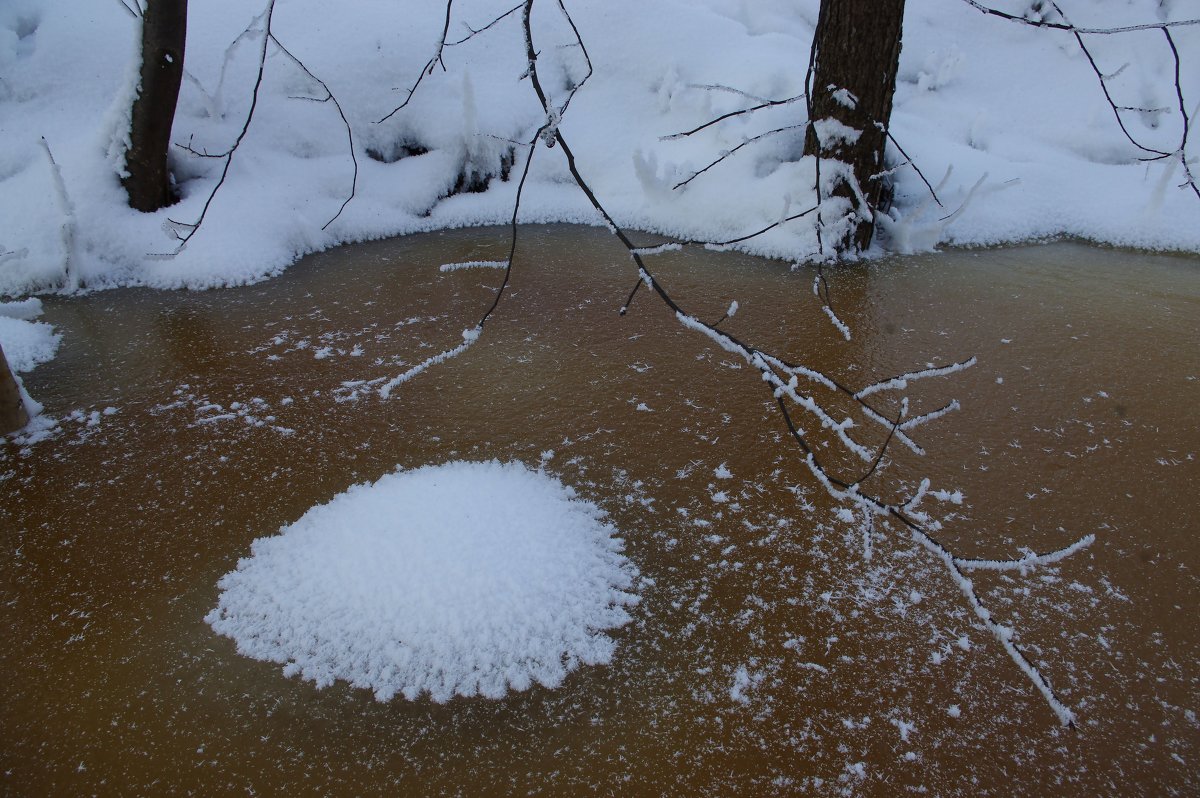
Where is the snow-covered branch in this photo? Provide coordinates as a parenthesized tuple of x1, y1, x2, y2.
(365, 0, 1096, 728)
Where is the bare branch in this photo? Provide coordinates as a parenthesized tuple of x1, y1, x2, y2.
(672, 124, 804, 191)
(267, 34, 359, 229)
(378, 0, 456, 124)
(886, 131, 943, 208)
(165, 0, 360, 250)
(1163, 28, 1200, 201)
(446, 2, 522, 46)
(113, 0, 140, 19)
(961, 0, 1199, 207)
(369, 0, 1094, 728)
(686, 83, 775, 104)
(164, 0, 276, 254)
(957, 0, 1200, 34)
(661, 93, 805, 141)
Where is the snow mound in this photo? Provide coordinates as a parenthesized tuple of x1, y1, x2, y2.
(0, 299, 59, 373)
(206, 460, 639, 702)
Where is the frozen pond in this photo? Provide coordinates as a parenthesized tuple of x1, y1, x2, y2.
(3, 226, 1198, 794)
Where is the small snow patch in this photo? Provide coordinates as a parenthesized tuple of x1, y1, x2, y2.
(729, 664, 762, 705)
(207, 461, 638, 703)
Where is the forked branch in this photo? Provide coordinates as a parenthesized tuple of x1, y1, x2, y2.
(372, 0, 1094, 727)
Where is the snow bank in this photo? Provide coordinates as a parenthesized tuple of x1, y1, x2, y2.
(0, 299, 59, 373)
(1, 0, 1196, 298)
(206, 461, 639, 702)
(0, 298, 60, 426)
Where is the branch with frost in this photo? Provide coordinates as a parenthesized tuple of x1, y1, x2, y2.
(165, 0, 358, 251)
(685, 83, 776, 104)
(377, 121, 548, 399)
(519, 0, 1088, 727)
(616, 206, 819, 316)
(373, 0, 595, 399)
(954, 534, 1096, 573)
(1162, 29, 1200, 202)
(368, 0, 1093, 728)
(656, 75, 940, 336)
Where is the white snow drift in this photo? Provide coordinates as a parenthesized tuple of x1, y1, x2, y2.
(1, 0, 1197, 297)
(206, 460, 639, 702)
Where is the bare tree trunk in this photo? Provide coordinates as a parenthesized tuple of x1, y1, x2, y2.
(804, 0, 905, 252)
(123, 0, 187, 212)
(0, 344, 29, 435)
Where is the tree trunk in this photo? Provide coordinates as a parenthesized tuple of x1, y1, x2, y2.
(122, 0, 187, 212)
(0, 344, 29, 435)
(803, 0, 905, 253)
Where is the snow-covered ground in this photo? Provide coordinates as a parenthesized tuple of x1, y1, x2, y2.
(0, 0, 1196, 301)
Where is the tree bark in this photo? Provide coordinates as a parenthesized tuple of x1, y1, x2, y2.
(122, 0, 187, 212)
(803, 0, 906, 252)
(0, 344, 29, 435)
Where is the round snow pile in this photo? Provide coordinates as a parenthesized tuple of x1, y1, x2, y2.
(206, 460, 639, 702)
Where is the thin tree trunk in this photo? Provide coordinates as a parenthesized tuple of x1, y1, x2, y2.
(804, 0, 906, 252)
(0, 344, 29, 435)
(123, 0, 187, 212)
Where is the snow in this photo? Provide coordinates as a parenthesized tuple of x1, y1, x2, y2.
(0, 0, 1196, 300)
(0, 302, 58, 373)
(206, 460, 639, 702)
(0, 298, 60, 426)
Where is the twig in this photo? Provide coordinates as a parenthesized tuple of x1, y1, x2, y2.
(267, 34, 359, 229)
(964, 0, 1199, 206)
(661, 93, 804, 141)
(1163, 29, 1200, 201)
(446, 2, 523, 46)
(672, 124, 804, 190)
(113, 0, 140, 19)
(164, 0, 277, 253)
(368, 0, 1093, 728)
(523, 0, 1084, 726)
(886, 131, 943, 208)
(378, 0, 456, 124)
(167, 0, 360, 249)
(957, 0, 1199, 34)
